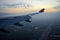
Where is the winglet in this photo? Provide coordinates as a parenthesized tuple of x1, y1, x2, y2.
(28, 8, 45, 16)
(39, 8, 45, 13)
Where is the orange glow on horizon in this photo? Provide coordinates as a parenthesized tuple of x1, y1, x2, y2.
(45, 8, 60, 12)
(1, 4, 56, 13)
(1, 7, 59, 13)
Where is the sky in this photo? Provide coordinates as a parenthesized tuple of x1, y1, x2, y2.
(0, 0, 60, 13)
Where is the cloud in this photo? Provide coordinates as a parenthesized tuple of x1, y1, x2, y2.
(0, 0, 33, 9)
(56, 0, 60, 2)
(54, 5, 60, 9)
(0, 0, 60, 13)
(0, 3, 32, 9)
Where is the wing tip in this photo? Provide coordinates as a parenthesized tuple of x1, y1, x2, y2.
(39, 8, 45, 13)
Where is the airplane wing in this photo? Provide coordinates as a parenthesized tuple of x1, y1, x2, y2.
(0, 8, 45, 33)
(0, 8, 45, 19)
(28, 8, 45, 16)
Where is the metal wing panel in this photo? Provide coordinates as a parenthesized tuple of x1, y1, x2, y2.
(0, 15, 31, 28)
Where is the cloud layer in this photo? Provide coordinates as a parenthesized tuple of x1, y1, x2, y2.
(54, 5, 60, 9)
(0, 0, 60, 13)
(0, 3, 32, 8)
